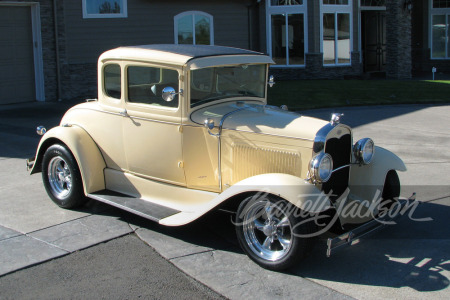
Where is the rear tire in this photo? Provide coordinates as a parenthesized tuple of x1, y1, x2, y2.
(235, 195, 315, 271)
(42, 144, 87, 209)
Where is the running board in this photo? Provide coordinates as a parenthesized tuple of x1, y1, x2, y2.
(88, 190, 180, 223)
(326, 194, 416, 257)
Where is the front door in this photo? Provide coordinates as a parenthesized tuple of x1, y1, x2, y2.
(122, 64, 185, 186)
(362, 11, 386, 73)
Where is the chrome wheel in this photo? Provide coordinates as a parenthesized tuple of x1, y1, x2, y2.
(242, 200, 293, 262)
(48, 156, 72, 198)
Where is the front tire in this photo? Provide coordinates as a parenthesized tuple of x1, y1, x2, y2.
(235, 195, 315, 271)
(42, 144, 87, 209)
(380, 170, 401, 212)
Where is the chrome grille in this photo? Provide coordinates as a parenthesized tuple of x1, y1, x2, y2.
(322, 134, 351, 200)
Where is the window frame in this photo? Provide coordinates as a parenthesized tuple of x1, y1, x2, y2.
(82, 0, 128, 19)
(125, 63, 180, 111)
(266, 0, 308, 68)
(174, 11, 214, 45)
(320, 0, 353, 66)
(430, 2, 450, 59)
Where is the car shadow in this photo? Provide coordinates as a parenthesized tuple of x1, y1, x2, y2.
(99, 197, 450, 292)
(293, 198, 450, 292)
(118, 205, 243, 255)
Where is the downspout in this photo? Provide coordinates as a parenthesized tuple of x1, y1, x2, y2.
(53, 0, 62, 101)
(247, 0, 260, 51)
(247, 3, 252, 50)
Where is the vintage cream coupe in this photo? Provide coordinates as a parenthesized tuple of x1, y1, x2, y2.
(27, 45, 408, 270)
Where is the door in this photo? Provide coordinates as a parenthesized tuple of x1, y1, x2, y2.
(362, 11, 386, 73)
(122, 64, 185, 186)
(0, 6, 36, 104)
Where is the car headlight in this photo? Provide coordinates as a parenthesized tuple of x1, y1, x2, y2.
(353, 138, 375, 165)
(309, 152, 333, 183)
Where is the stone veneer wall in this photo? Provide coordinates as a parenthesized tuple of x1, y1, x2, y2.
(386, 0, 412, 79)
(60, 63, 98, 101)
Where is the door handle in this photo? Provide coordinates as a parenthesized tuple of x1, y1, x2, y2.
(119, 109, 128, 117)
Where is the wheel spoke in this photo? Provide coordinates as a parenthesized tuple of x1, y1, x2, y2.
(265, 204, 274, 221)
(56, 164, 64, 173)
(276, 216, 290, 228)
(278, 236, 291, 250)
(63, 163, 70, 174)
(254, 219, 265, 232)
(65, 176, 72, 189)
(262, 237, 273, 250)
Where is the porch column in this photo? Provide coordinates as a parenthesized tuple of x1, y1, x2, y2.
(386, 0, 412, 79)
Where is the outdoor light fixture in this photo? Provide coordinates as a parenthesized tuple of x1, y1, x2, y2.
(404, 0, 413, 13)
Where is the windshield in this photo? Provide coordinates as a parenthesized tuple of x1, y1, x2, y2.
(190, 64, 266, 108)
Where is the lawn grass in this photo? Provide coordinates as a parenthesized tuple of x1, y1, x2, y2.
(267, 79, 450, 110)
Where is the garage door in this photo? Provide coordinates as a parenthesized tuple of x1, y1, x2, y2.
(0, 6, 36, 104)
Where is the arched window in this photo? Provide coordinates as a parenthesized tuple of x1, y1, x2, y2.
(174, 11, 214, 45)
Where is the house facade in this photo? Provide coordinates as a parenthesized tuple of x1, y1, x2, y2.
(0, 0, 445, 104)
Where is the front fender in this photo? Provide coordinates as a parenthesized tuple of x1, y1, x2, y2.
(160, 173, 331, 226)
(220, 173, 332, 213)
(30, 125, 106, 195)
(348, 146, 406, 206)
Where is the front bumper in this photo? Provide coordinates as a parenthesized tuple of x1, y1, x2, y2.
(326, 193, 416, 257)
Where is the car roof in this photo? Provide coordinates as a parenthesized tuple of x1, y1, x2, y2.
(99, 44, 272, 67)
(131, 44, 264, 58)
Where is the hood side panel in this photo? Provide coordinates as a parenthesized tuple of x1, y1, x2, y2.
(221, 131, 314, 187)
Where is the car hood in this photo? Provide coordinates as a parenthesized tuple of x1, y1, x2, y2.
(190, 102, 329, 141)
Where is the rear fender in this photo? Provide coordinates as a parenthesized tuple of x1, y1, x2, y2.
(30, 125, 106, 195)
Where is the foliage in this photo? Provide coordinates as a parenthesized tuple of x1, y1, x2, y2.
(99, 1, 121, 14)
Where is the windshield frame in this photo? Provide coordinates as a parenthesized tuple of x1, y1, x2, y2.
(188, 63, 268, 109)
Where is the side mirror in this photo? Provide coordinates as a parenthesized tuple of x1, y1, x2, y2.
(162, 86, 177, 102)
(204, 118, 215, 130)
(268, 75, 275, 88)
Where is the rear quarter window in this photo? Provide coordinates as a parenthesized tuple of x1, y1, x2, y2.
(104, 64, 121, 99)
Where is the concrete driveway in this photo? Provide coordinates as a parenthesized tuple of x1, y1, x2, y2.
(0, 102, 449, 299)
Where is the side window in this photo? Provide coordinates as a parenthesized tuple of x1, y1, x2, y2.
(127, 66, 179, 108)
(104, 64, 121, 99)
